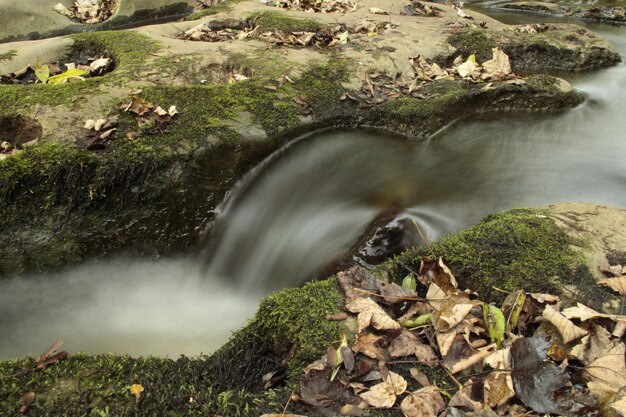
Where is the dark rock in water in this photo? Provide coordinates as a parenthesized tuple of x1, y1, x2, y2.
(355, 213, 420, 266)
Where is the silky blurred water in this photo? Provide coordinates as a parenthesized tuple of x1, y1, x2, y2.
(0, 8, 624, 359)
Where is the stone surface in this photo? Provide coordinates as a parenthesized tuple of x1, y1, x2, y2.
(0, 0, 197, 42)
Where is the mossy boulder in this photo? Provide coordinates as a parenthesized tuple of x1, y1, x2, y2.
(2, 206, 624, 416)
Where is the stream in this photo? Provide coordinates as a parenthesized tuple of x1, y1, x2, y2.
(0, 7, 624, 360)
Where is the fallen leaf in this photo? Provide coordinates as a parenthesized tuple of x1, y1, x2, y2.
(483, 347, 510, 370)
(369, 7, 388, 14)
(610, 396, 626, 415)
(400, 386, 445, 417)
(501, 290, 525, 332)
(359, 371, 407, 408)
(483, 371, 515, 408)
(433, 300, 475, 332)
(585, 342, 626, 397)
(456, 55, 480, 79)
(599, 277, 626, 296)
(510, 337, 569, 414)
(562, 302, 626, 323)
(130, 384, 144, 399)
(35, 340, 64, 364)
(483, 304, 505, 347)
(346, 297, 401, 332)
(447, 344, 494, 374)
(542, 305, 588, 343)
(48, 68, 89, 84)
(19, 392, 36, 414)
(481, 47, 512, 81)
(449, 381, 482, 410)
(352, 333, 384, 360)
(388, 330, 438, 365)
(409, 368, 431, 386)
(419, 257, 458, 292)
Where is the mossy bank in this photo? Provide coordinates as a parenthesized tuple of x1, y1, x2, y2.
(1, 207, 622, 416)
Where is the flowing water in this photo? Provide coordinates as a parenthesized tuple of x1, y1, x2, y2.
(0, 8, 624, 359)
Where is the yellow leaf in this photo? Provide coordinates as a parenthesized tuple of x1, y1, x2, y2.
(129, 383, 144, 399)
(48, 68, 89, 85)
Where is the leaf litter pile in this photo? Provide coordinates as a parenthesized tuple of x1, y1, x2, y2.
(292, 257, 626, 416)
(0, 52, 114, 85)
(53, 0, 117, 24)
(181, 17, 393, 47)
(268, 0, 358, 14)
(347, 47, 524, 108)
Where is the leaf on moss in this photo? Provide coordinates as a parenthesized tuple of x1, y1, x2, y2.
(359, 371, 407, 408)
(510, 337, 569, 414)
(48, 68, 89, 84)
(346, 297, 400, 332)
(599, 277, 626, 296)
(419, 257, 458, 292)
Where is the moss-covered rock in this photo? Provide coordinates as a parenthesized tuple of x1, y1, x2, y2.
(2, 206, 623, 415)
(0, 1, 618, 277)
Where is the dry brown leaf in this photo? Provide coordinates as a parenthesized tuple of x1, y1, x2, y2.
(484, 347, 511, 370)
(359, 371, 407, 408)
(400, 386, 445, 417)
(484, 371, 515, 408)
(353, 333, 384, 360)
(19, 392, 36, 414)
(562, 302, 626, 322)
(436, 328, 459, 357)
(346, 297, 401, 332)
(481, 47, 512, 81)
(409, 368, 431, 386)
(614, 321, 626, 338)
(419, 257, 458, 292)
(447, 344, 495, 374)
(586, 342, 626, 397)
(449, 380, 482, 410)
(369, 7, 388, 14)
(432, 300, 476, 332)
(542, 305, 588, 344)
(529, 293, 560, 304)
(35, 340, 64, 363)
(599, 277, 626, 296)
(389, 330, 438, 365)
(610, 396, 626, 415)
(426, 283, 447, 311)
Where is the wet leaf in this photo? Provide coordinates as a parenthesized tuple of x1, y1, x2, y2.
(346, 297, 401, 332)
(542, 304, 588, 343)
(359, 371, 407, 408)
(482, 304, 505, 347)
(400, 386, 445, 417)
(510, 337, 569, 414)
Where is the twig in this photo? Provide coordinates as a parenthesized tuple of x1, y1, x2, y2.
(412, 219, 436, 259)
(281, 390, 295, 415)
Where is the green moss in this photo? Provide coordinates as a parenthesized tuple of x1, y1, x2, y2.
(446, 29, 496, 63)
(186, 0, 247, 20)
(248, 10, 324, 33)
(386, 209, 599, 303)
(0, 49, 17, 61)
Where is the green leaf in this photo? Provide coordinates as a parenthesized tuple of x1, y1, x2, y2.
(402, 274, 417, 292)
(48, 68, 89, 85)
(502, 290, 526, 333)
(34, 57, 50, 84)
(338, 31, 349, 44)
(330, 333, 348, 381)
(468, 53, 477, 63)
(401, 313, 432, 328)
(483, 304, 505, 347)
